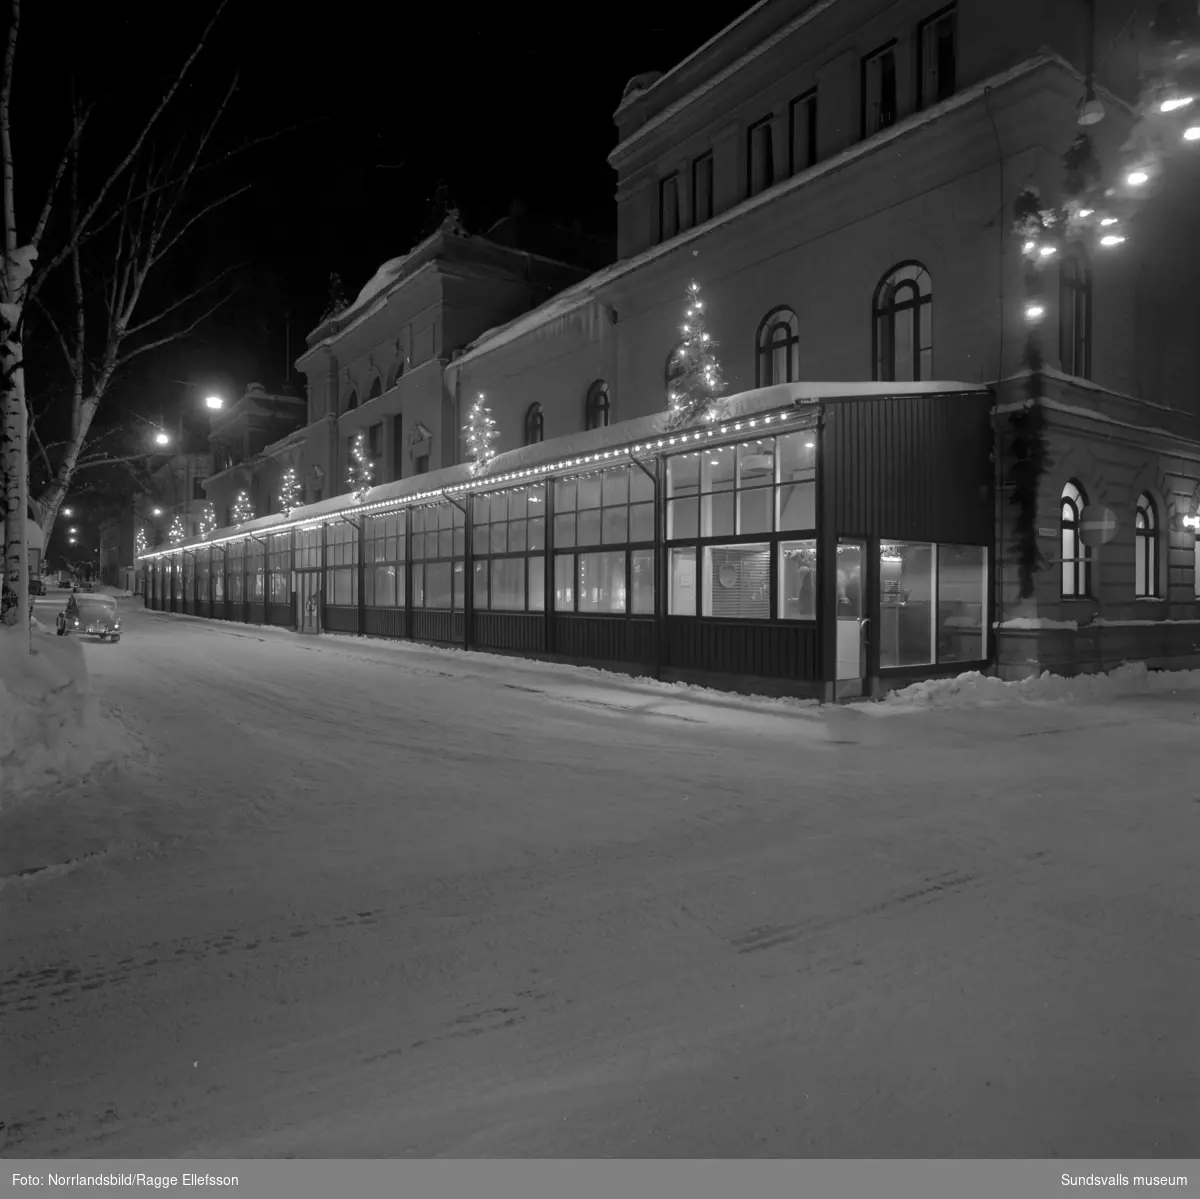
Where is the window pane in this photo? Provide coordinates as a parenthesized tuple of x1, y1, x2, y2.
(528, 516, 546, 551)
(473, 525, 489, 555)
(630, 467, 655, 503)
(554, 554, 575, 611)
(669, 547, 697, 615)
(509, 519, 528, 553)
(879, 542, 935, 667)
(438, 530, 453, 558)
(578, 551, 626, 614)
(490, 522, 507, 554)
(739, 488, 773, 534)
(577, 508, 601, 547)
(702, 446, 736, 493)
(602, 506, 629, 544)
(577, 475, 602, 510)
(737, 440, 774, 488)
(491, 557, 526, 610)
(630, 502, 655, 543)
(602, 467, 629, 505)
(667, 454, 699, 499)
(778, 482, 816, 531)
(453, 561, 465, 610)
(453, 528, 465, 558)
(555, 511, 576, 547)
(555, 479, 577, 512)
(937, 545, 986, 662)
(425, 561, 452, 608)
(631, 548, 655, 614)
(368, 565, 397, 607)
(777, 432, 815, 483)
(703, 543, 770, 618)
(529, 556, 545, 611)
(779, 540, 817, 619)
(474, 560, 489, 610)
(508, 489, 528, 520)
(702, 490, 735, 537)
(667, 498, 698, 540)
(413, 563, 424, 607)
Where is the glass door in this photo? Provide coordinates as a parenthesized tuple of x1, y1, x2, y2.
(835, 540, 867, 699)
(300, 571, 322, 634)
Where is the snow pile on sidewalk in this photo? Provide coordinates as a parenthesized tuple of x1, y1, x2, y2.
(94, 585, 134, 598)
(877, 661, 1200, 710)
(0, 624, 102, 801)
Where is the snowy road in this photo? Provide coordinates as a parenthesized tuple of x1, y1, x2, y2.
(3, 601, 1198, 1157)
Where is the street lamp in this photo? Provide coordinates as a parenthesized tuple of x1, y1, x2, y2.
(63, 507, 73, 517)
(154, 430, 171, 446)
(152, 507, 163, 516)
(68, 527, 78, 534)
(205, 394, 224, 410)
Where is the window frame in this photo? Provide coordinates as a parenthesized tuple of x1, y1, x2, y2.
(691, 151, 714, 225)
(861, 40, 899, 137)
(746, 116, 775, 197)
(872, 261, 933, 382)
(471, 483, 547, 614)
(659, 172, 680, 242)
(1059, 251, 1092, 380)
(524, 402, 544, 446)
(363, 512, 406, 608)
(1060, 480, 1091, 599)
(584, 381, 610, 431)
(756, 306, 801, 387)
(917, 4, 957, 109)
(788, 89, 818, 174)
(410, 501, 464, 611)
(1134, 493, 1160, 599)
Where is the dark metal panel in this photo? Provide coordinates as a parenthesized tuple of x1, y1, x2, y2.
(663, 618, 820, 680)
(323, 604, 358, 633)
(552, 615, 655, 664)
(364, 608, 407, 640)
(829, 393, 992, 545)
(475, 612, 547, 654)
(413, 609, 456, 643)
(267, 602, 293, 628)
(196, 601, 210, 619)
(247, 602, 266, 625)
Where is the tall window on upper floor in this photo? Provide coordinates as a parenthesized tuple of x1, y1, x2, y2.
(1135, 493, 1160, 598)
(524, 402, 544, 446)
(345, 388, 358, 412)
(1061, 480, 1091, 598)
(692, 153, 714, 225)
(747, 117, 775, 196)
(788, 90, 817, 174)
(659, 173, 680, 241)
(585, 381, 610, 430)
(862, 42, 898, 137)
(1059, 251, 1092, 379)
(918, 5, 957, 108)
(756, 308, 800, 387)
(873, 263, 932, 381)
(367, 375, 383, 402)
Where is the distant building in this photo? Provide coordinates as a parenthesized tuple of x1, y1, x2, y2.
(99, 513, 136, 590)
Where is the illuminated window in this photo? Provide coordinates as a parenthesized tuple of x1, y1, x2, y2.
(1061, 480, 1090, 597)
(1134, 493, 1159, 598)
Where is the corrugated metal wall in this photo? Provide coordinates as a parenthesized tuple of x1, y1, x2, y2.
(825, 394, 992, 544)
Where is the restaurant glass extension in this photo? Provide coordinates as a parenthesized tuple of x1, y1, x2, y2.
(140, 384, 994, 700)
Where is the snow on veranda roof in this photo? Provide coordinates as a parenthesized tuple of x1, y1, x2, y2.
(138, 380, 986, 560)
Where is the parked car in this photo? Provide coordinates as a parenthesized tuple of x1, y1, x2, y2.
(56, 593, 121, 641)
(56, 573, 72, 588)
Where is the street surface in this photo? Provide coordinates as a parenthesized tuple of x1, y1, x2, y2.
(3, 596, 1198, 1157)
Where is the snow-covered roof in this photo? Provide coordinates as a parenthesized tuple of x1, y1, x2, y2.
(140, 380, 983, 560)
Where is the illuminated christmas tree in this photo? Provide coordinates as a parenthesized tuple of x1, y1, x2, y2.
(347, 432, 374, 499)
(135, 527, 148, 557)
(232, 490, 254, 524)
(463, 392, 498, 476)
(665, 281, 724, 430)
(279, 465, 302, 515)
(198, 502, 217, 537)
(168, 515, 186, 544)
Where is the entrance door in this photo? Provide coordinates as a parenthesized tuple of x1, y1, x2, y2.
(835, 540, 868, 699)
(299, 571, 321, 634)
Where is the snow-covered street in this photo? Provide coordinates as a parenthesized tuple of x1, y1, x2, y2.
(3, 600, 1198, 1158)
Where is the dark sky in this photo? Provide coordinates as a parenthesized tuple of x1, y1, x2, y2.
(15, 0, 749, 413)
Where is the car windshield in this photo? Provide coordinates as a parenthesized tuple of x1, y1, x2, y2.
(76, 597, 118, 616)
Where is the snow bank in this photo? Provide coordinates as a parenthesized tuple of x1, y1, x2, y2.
(875, 661, 1200, 711)
(0, 624, 103, 801)
(94, 585, 134, 598)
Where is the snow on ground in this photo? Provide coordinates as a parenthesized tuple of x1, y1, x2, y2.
(2, 602, 1199, 1158)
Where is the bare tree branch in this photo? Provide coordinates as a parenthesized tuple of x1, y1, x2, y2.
(150, 184, 250, 271)
(74, 450, 175, 472)
(115, 285, 238, 368)
(122, 262, 239, 340)
(29, 104, 91, 251)
(28, 419, 54, 479)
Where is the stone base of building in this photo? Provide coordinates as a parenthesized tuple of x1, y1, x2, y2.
(995, 623, 1200, 680)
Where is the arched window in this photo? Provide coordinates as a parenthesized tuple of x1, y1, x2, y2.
(1135, 493, 1159, 598)
(1059, 252, 1092, 379)
(756, 306, 800, 387)
(1061, 480, 1091, 598)
(524, 402, 544, 446)
(345, 388, 358, 412)
(367, 375, 383, 401)
(872, 262, 932, 382)
(584, 380, 610, 430)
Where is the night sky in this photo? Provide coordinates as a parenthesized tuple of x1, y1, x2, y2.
(15, 0, 749, 415)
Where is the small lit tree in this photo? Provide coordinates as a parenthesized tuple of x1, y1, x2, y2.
(135, 526, 147, 557)
(665, 281, 724, 429)
(231, 490, 254, 524)
(347, 432, 374, 499)
(197, 502, 217, 537)
(168, 514, 186, 544)
(463, 392, 498, 476)
(278, 465, 301, 515)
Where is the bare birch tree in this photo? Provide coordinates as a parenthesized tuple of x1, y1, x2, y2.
(2, 0, 235, 637)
